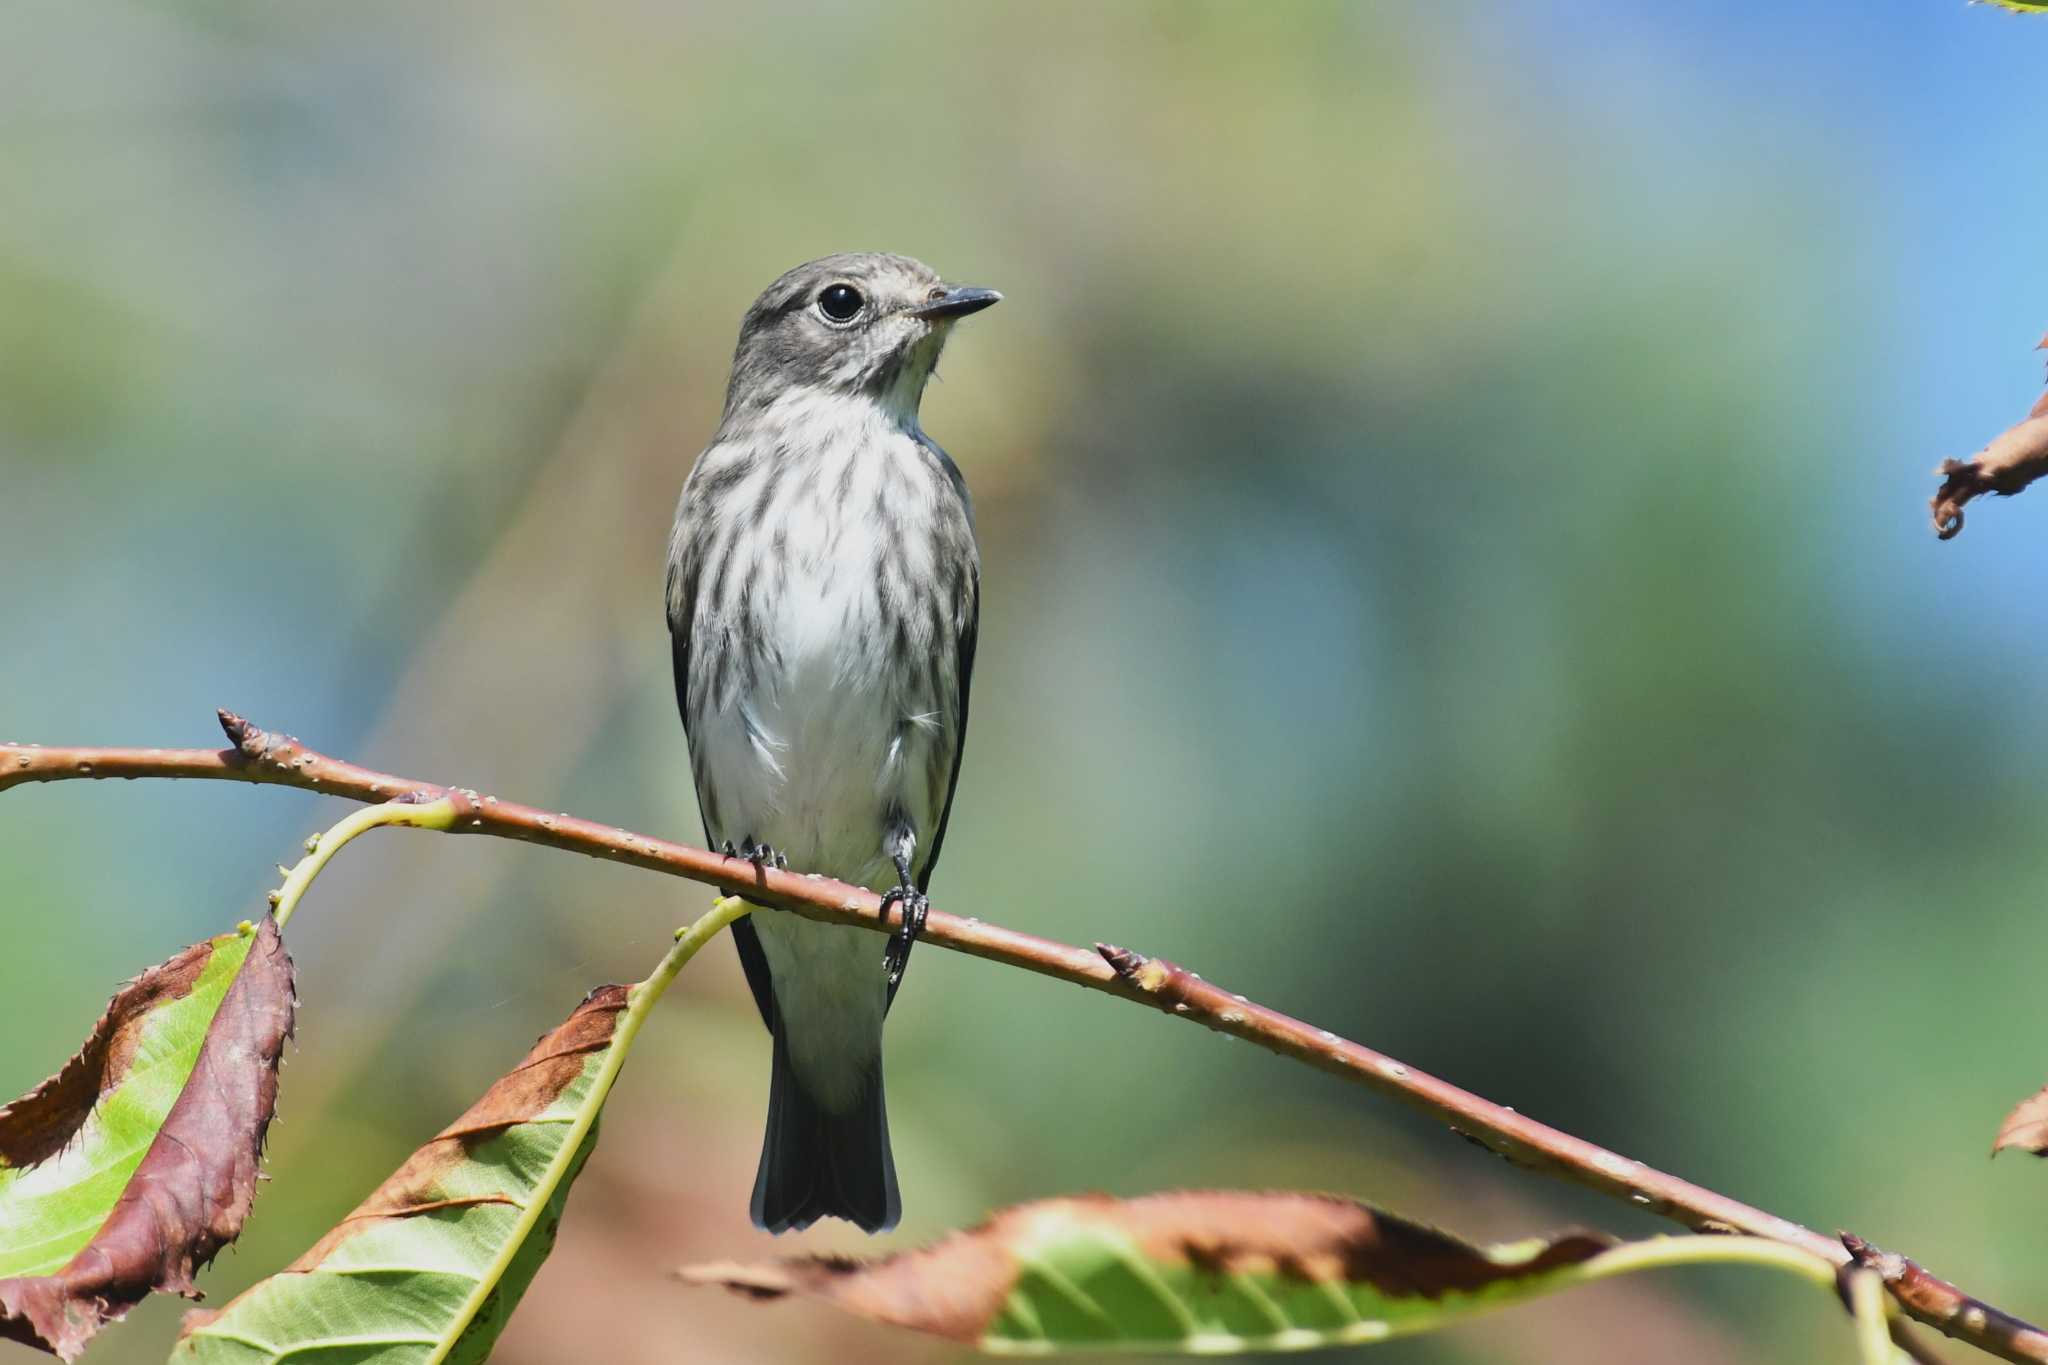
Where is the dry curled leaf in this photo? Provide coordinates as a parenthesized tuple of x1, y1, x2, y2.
(1931, 333, 2048, 539)
(0, 917, 294, 1360)
(682, 1191, 1613, 1354)
(1992, 1081, 2048, 1156)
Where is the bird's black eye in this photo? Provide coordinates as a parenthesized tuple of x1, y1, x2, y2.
(816, 283, 865, 323)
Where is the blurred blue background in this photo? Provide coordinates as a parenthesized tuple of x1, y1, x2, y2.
(4, 2, 2048, 1360)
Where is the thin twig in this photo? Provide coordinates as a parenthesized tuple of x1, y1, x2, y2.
(0, 711, 2038, 1362)
(1929, 334, 2048, 540)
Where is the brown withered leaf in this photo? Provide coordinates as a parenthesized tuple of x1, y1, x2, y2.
(1992, 1081, 2048, 1156)
(174, 984, 630, 1362)
(1932, 333, 2048, 540)
(681, 1191, 1614, 1351)
(0, 941, 217, 1170)
(0, 917, 295, 1360)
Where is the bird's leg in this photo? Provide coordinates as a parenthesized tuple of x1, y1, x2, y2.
(878, 849, 927, 987)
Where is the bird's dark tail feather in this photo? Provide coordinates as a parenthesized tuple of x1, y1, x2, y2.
(751, 1027, 899, 1235)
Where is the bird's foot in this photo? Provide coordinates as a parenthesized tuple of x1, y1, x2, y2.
(879, 882, 928, 987)
(720, 837, 787, 870)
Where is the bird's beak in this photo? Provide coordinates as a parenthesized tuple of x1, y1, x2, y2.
(910, 286, 1002, 321)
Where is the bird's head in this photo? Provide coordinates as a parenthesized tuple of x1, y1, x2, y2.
(724, 252, 1000, 423)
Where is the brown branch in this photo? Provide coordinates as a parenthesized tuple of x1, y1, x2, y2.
(3, 710, 2042, 1362)
(1845, 1234, 2040, 1364)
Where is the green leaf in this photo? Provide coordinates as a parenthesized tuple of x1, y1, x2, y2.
(172, 984, 627, 1365)
(0, 917, 295, 1360)
(174, 894, 751, 1365)
(681, 1191, 1853, 1356)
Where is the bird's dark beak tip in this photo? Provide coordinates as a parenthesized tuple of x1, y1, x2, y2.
(913, 287, 1002, 321)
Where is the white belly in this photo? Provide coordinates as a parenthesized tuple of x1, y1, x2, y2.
(693, 527, 931, 887)
(692, 526, 922, 1110)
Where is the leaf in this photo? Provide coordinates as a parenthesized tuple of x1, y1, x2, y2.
(1931, 333, 2048, 538)
(175, 894, 752, 1365)
(173, 982, 632, 1365)
(0, 916, 295, 1361)
(1991, 1081, 2048, 1155)
(681, 1191, 1619, 1354)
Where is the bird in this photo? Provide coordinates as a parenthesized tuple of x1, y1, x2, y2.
(665, 253, 997, 1234)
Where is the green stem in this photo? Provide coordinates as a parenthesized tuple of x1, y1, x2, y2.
(271, 798, 460, 929)
(1578, 1237, 1895, 1364)
(1843, 1268, 1893, 1365)
(420, 895, 753, 1365)
(1575, 1234, 1839, 1289)
(634, 895, 759, 1014)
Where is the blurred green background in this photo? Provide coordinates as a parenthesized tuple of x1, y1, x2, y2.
(5, 2, 2048, 1360)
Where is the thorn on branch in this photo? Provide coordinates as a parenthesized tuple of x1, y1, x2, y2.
(1842, 1231, 1920, 1292)
(1095, 943, 1147, 978)
(217, 710, 270, 760)
(1093, 942, 1199, 1009)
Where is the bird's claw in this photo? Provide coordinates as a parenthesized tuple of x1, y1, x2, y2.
(879, 884, 928, 986)
(721, 837, 787, 870)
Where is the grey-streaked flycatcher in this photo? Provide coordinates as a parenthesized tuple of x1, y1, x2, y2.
(665, 253, 997, 1233)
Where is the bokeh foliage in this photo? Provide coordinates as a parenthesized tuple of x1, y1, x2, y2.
(4, 1, 2047, 1361)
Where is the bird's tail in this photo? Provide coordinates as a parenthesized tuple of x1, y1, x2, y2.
(751, 1026, 900, 1234)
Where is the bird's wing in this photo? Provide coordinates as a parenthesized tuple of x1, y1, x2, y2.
(669, 509, 779, 1032)
(916, 565, 979, 893)
(890, 564, 979, 1009)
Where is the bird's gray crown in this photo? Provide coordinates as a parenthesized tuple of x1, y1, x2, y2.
(721, 252, 1000, 425)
